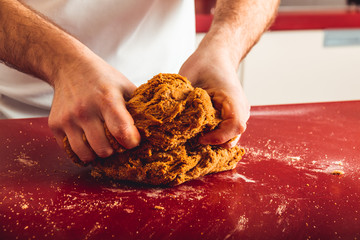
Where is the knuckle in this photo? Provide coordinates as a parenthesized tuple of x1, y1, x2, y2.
(70, 141, 95, 163)
(100, 90, 122, 109)
(73, 104, 91, 122)
(48, 118, 58, 131)
(101, 90, 116, 103)
(48, 113, 61, 129)
(50, 113, 72, 129)
(76, 150, 95, 163)
(60, 114, 73, 127)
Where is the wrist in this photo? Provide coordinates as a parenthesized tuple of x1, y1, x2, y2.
(197, 27, 243, 70)
(49, 40, 99, 88)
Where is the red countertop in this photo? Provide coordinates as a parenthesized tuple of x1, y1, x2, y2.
(196, 10, 360, 32)
(1, 101, 360, 239)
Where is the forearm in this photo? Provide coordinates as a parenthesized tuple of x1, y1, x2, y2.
(0, 0, 91, 86)
(199, 0, 280, 69)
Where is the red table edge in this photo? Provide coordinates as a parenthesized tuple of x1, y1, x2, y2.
(196, 10, 360, 33)
(1, 100, 358, 124)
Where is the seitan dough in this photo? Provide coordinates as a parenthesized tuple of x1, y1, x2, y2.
(64, 73, 245, 186)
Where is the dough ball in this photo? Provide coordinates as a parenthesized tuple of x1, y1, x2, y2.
(65, 73, 245, 186)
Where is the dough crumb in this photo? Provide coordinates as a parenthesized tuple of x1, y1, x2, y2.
(154, 206, 165, 210)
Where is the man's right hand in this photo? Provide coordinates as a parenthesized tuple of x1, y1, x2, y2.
(48, 55, 141, 164)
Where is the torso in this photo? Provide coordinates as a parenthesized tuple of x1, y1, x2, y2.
(0, 0, 195, 118)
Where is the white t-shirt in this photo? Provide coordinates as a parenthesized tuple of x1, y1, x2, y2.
(0, 0, 195, 119)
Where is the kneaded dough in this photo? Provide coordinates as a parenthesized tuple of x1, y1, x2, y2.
(65, 73, 245, 186)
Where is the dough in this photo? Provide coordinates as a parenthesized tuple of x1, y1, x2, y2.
(64, 73, 245, 186)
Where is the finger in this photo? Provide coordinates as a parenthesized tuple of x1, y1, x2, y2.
(219, 134, 241, 149)
(103, 99, 141, 149)
(65, 129, 96, 163)
(81, 119, 114, 158)
(199, 117, 246, 145)
(201, 95, 248, 144)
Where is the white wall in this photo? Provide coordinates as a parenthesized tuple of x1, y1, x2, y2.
(242, 30, 360, 105)
(196, 30, 360, 106)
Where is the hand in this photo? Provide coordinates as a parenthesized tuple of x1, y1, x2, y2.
(179, 43, 250, 148)
(48, 55, 141, 164)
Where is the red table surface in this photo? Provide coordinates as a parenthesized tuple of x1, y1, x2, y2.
(0, 101, 360, 239)
(196, 11, 360, 32)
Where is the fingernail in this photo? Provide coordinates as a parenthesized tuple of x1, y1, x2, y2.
(127, 127, 141, 149)
(228, 135, 241, 148)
